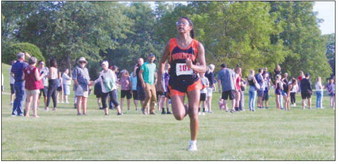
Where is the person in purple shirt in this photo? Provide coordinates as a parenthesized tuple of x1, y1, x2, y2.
(11, 52, 29, 116)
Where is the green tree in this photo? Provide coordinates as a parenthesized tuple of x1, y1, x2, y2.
(323, 33, 335, 76)
(270, 2, 332, 80)
(2, 42, 44, 64)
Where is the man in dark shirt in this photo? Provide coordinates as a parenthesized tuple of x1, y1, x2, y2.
(300, 73, 312, 109)
(135, 58, 145, 106)
(11, 52, 29, 116)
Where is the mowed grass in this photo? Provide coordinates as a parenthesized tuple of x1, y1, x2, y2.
(1, 63, 335, 160)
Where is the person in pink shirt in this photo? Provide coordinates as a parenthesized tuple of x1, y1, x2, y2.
(23, 57, 47, 117)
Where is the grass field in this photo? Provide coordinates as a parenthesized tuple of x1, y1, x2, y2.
(1, 63, 335, 160)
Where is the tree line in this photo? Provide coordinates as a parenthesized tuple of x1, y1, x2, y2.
(1, 1, 334, 80)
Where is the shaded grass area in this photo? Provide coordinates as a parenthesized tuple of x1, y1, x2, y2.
(1, 63, 335, 160)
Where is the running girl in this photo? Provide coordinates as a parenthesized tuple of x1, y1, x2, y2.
(157, 17, 206, 151)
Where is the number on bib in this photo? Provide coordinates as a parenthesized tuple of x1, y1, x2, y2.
(176, 63, 193, 76)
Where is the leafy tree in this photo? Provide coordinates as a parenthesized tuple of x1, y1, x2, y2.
(2, 42, 44, 64)
(323, 33, 335, 76)
(270, 2, 332, 80)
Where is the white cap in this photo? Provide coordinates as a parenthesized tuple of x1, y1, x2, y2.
(101, 61, 109, 67)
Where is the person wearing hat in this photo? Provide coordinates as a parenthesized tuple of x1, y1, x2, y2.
(72, 57, 91, 115)
(37, 60, 49, 107)
(300, 73, 312, 109)
(11, 52, 29, 116)
(139, 53, 157, 115)
(93, 61, 122, 115)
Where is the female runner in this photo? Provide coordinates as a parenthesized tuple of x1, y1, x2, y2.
(157, 17, 206, 151)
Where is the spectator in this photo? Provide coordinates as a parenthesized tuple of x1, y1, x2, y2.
(11, 52, 29, 116)
(290, 78, 299, 107)
(56, 72, 63, 103)
(94, 61, 122, 115)
(315, 77, 324, 109)
(218, 64, 236, 112)
(23, 57, 46, 117)
(135, 58, 145, 109)
(247, 70, 258, 111)
(9, 60, 16, 105)
(93, 81, 103, 109)
(45, 59, 59, 111)
(326, 78, 335, 109)
(158, 63, 171, 114)
(72, 57, 91, 115)
(37, 61, 49, 108)
(199, 72, 209, 115)
(130, 71, 139, 111)
(234, 67, 242, 111)
(262, 72, 271, 109)
(286, 78, 297, 111)
(275, 74, 284, 110)
(120, 69, 132, 111)
(300, 73, 312, 109)
(255, 68, 264, 109)
(282, 73, 289, 110)
(205, 64, 215, 113)
(62, 69, 71, 104)
(139, 54, 157, 115)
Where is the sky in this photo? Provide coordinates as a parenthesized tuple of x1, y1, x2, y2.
(313, 1, 335, 35)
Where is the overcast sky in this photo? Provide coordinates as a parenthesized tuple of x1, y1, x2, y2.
(313, 1, 335, 35)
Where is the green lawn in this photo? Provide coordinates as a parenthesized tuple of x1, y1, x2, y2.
(1, 63, 335, 160)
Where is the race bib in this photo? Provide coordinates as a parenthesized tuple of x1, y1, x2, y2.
(176, 63, 193, 76)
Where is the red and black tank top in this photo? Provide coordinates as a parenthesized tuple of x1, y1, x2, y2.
(168, 38, 200, 81)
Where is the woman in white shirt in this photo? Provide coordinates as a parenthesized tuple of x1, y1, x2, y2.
(93, 61, 122, 115)
(315, 77, 324, 109)
(62, 69, 71, 103)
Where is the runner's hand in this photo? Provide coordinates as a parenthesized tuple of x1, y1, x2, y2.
(186, 58, 193, 69)
(156, 79, 164, 92)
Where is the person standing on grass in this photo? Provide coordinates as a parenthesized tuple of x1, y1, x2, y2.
(157, 17, 206, 151)
(285, 78, 297, 111)
(300, 73, 312, 110)
(93, 61, 122, 115)
(37, 61, 49, 108)
(62, 69, 71, 104)
(290, 79, 298, 107)
(255, 68, 264, 109)
(130, 71, 139, 111)
(94, 81, 103, 109)
(45, 59, 59, 111)
(315, 77, 324, 109)
(135, 58, 145, 109)
(56, 72, 63, 103)
(247, 70, 258, 112)
(158, 63, 171, 114)
(275, 74, 284, 110)
(326, 78, 335, 109)
(9, 60, 16, 106)
(23, 57, 46, 117)
(199, 72, 209, 115)
(11, 52, 29, 116)
(234, 67, 242, 111)
(139, 54, 157, 115)
(262, 72, 271, 109)
(119, 69, 132, 111)
(218, 64, 236, 112)
(205, 64, 215, 113)
(72, 57, 91, 115)
(282, 73, 289, 110)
